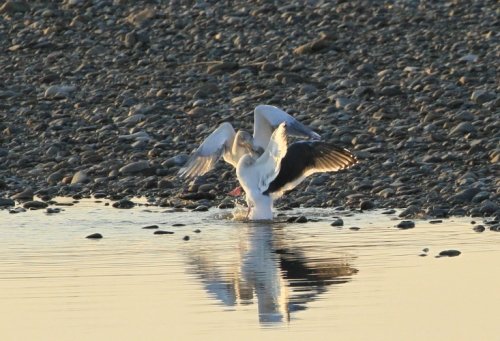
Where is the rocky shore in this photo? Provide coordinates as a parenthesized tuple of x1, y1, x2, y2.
(0, 0, 498, 219)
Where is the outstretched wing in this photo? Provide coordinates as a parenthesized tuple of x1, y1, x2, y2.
(253, 104, 321, 150)
(178, 122, 235, 178)
(264, 141, 358, 196)
(253, 122, 288, 193)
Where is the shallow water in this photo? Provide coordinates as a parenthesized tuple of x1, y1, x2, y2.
(1, 199, 499, 341)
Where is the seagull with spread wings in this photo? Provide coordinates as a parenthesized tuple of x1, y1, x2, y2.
(178, 105, 320, 178)
(236, 123, 357, 220)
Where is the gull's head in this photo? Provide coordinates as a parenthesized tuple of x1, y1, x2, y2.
(235, 130, 254, 150)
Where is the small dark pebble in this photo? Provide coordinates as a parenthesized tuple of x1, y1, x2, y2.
(359, 200, 375, 210)
(489, 224, 500, 232)
(381, 209, 396, 214)
(349, 227, 360, 231)
(473, 225, 485, 232)
(194, 229, 201, 233)
(331, 218, 344, 227)
(154, 230, 174, 235)
(142, 225, 159, 229)
(9, 207, 26, 214)
(46, 208, 61, 214)
(0, 198, 15, 207)
(112, 199, 135, 209)
(419, 253, 428, 257)
(396, 220, 415, 229)
(183, 235, 190, 241)
(294, 215, 308, 223)
(218, 202, 235, 209)
(86, 233, 103, 239)
(470, 221, 476, 224)
(172, 223, 185, 227)
(23, 201, 49, 209)
(437, 250, 461, 257)
(422, 248, 429, 253)
(93, 192, 107, 199)
(179, 192, 215, 200)
(429, 220, 442, 224)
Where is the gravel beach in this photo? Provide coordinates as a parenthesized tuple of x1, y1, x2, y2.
(0, 0, 498, 219)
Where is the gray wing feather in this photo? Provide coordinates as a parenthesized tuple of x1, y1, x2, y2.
(178, 123, 235, 178)
(253, 105, 320, 150)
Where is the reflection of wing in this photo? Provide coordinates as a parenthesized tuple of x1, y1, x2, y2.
(253, 123, 288, 193)
(253, 105, 321, 150)
(276, 248, 357, 313)
(178, 123, 235, 178)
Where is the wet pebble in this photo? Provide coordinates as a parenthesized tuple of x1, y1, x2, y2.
(112, 199, 135, 209)
(23, 201, 49, 209)
(0, 198, 15, 207)
(9, 207, 26, 214)
(331, 218, 344, 227)
(396, 220, 415, 229)
(437, 250, 461, 257)
(294, 215, 308, 223)
(183, 236, 190, 241)
(11, 188, 34, 201)
(142, 225, 159, 229)
(46, 208, 61, 214)
(192, 205, 209, 212)
(473, 225, 485, 232)
(86, 233, 103, 239)
(359, 200, 375, 210)
(154, 230, 174, 235)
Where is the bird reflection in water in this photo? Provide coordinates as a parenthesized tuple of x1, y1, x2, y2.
(186, 222, 358, 324)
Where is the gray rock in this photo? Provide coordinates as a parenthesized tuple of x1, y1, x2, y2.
(71, 170, 89, 184)
(480, 200, 499, 216)
(471, 90, 496, 105)
(142, 225, 159, 229)
(438, 250, 461, 257)
(294, 215, 308, 223)
(399, 205, 421, 218)
(23, 201, 49, 209)
(473, 225, 485, 232)
(192, 205, 209, 212)
(11, 188, 34, 201)
(86, 233, 103, 239)
(396, 220, 415, 229)
(0, 1, 30, 13)
(360, 200, 375, 210)
(44, 85, 77, 99)
(0, 198, 15, 207)
(331, 218, 344, 226)
(451, 188, 481, 204)
(112, 199, 135, 209)
(119, 161, 150, 175)
(449, 122, 477, 136)
(379, 85, 402, 96)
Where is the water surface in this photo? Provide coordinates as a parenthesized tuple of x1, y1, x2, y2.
(1, 199, 499, 340)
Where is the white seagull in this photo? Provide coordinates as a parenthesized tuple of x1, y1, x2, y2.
(237, 123, 358, 220)
(178, 105, 320, 178)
